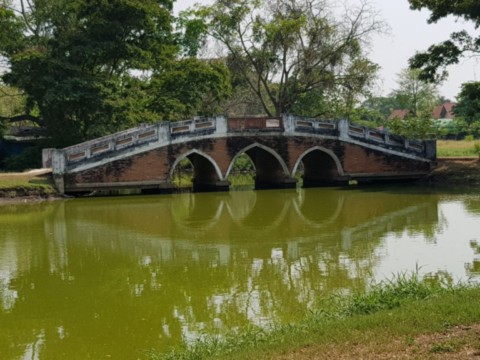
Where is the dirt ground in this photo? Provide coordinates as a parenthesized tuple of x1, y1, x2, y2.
(424, 157, 480, 186)
(274, 324, 480, 360)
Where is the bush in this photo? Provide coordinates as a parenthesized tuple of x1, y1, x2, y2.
(1, 146, 42, 172)
(387, 115, 436, 139)
(474, 142, 480, 157)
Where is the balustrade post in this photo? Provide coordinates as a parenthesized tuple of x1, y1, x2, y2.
(51, 150, 66, 194)
(84, 147, 92, 160)
(215, 115, 228, 135)
(424, 140, 437, 160)
(157, 122, 171, 144)
(338, 119, 350, 139)
(282, 114, 295, 134)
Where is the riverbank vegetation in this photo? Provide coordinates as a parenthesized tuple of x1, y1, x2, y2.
(148, 273, 480, 360)
(437, 139, 480, 157)
(0, 169, 56, 199)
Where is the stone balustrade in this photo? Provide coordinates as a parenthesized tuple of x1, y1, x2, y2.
(43, 114, 436, 176)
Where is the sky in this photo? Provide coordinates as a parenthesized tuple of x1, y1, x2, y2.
(174, 0, 480, 101)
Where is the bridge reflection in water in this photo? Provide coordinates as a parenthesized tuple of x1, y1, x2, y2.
(1, 188, 480, 359)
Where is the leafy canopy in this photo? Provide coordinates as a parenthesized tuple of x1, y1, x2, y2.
(408, 0, 480, 82)
(391, 68, 439, 118)
(1, 0, 177, 146)
(454, 82, 480, 125)
(182, 0, 383, 117)
(0, 0, 235, 147)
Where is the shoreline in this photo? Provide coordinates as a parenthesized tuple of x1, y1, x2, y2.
(1, 157, 479, 205)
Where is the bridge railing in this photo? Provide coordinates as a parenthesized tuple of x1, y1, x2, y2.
(43, 114, 436, 174)
(43, 117, 221, 171)
(227, 116, 283, 132)
(289, 116, 338, 136)
(284, 115, 435, 160)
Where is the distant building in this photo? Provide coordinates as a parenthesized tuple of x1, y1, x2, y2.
(387, 109, 409, 120)
(387, 102, 456, 121)
(432, 102, 455, 120)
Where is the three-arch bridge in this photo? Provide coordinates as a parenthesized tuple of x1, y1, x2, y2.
(43, 115, 436, 194)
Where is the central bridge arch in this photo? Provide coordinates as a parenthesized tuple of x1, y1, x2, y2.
(227, 143, 296, 189)
(170, 149, 229, 192)
(293, 146, 346, 187)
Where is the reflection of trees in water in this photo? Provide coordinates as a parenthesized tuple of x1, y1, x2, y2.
(0, 188, 467, 359)
(467, 240, 480, 275)
(465, 197, 480, 215)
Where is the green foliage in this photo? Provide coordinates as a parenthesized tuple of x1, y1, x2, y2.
(362, 96, 401, 118)
(0, 85, 27, 137)
(391, 68, 439, 117)
(387, 114, 437, 140)
(185, 0, 383, 116)
(1, 146, 42, 171)
(150, 58, 231, 120)
(1, 0, 176, 146)
(408, 1, 480, 82)
(434, 118, 470, 140)
(474, 142, 480, 157)
(0, 1, 24, 57)
(348, 107, 385, 128)
(228, 153, 255, 187)
(429, 342, 457, 354)
(341, 272, 446, 316)
(291, 89, 331, 118)
(147, 273, 475, 360)
(453, 82, 480, 125)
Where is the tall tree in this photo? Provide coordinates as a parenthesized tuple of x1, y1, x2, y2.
(149, 58, 231, 119)
(0, 83, 27, 137)
(391, 68, 438, 117)
(0, 0, 176, 146)
(408, 0, 480, 82)
(362, 96, 400, 118)
(454, 82, 480, 126)
(183, 0, 383, 116)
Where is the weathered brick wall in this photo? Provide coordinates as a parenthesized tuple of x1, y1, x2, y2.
(65, 135, 431, 189)
(65, 149, 171, 186)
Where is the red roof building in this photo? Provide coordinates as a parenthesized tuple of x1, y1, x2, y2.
(387, 102, 456, 121)
(432, 102, 456, 119)
(387, 109, 409, 120)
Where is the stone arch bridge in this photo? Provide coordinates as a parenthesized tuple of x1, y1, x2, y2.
(43, 115, 436, 194)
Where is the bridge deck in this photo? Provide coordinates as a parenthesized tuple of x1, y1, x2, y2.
(43, 115, 436, 194)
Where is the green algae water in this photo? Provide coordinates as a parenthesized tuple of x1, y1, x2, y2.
(1, 187, 480, 359)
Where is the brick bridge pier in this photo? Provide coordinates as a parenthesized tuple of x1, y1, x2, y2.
(42, 115, 436, 194)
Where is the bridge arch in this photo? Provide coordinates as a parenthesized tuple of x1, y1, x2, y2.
(226, 143, 296, 189)
(170, 149, 228, 192)
(293, 146, 346, 187)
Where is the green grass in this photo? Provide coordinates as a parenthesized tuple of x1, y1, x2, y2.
(146, 273, 480, 360)
(437, 140, 480, 157)
(0, 172, 56, 196)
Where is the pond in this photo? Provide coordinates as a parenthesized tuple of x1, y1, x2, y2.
(1, 186, 479, 359)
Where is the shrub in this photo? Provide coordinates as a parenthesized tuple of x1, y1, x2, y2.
(2, 146, 42, 171)
(474, 142, 480, 157)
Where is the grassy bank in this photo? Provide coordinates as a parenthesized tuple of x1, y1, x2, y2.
(0, 169, 57, 199)
(437, 139, 480, 157)
(147, 274, 480, 360)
